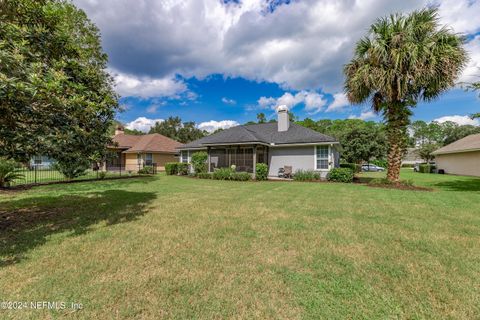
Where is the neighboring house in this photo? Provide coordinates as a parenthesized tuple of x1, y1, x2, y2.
(29, 155, 55, 169)
(432, 133, 480, 177)
(402, 148, 423, 165)
(109, 127, 182, 171)
(178, 106, 340, 178)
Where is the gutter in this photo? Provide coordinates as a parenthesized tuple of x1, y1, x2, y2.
(432, 148, 480, 155)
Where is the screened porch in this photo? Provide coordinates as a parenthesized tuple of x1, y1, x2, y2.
(208, 145, 268, 173)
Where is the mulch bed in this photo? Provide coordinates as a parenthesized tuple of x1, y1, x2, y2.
(363, 182, 432, 191)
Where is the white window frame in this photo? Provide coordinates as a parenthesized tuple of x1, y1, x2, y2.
(314, 145, 331, 171)
(145, 153, 153, 165)
(181, 151, 188, 163)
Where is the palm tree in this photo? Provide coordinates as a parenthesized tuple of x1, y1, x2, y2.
(344, 8, 467, 182)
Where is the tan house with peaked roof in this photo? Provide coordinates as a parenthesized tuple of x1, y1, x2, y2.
(433, 133, 480, 177)
(107, 127, 181, 171)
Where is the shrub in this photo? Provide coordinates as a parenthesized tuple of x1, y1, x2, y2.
(327, 168, 354, 183)
(293, 170, 321, 181)
(402, 163, 414, 168)
(98, 171, 107, 179)
(255, 163, 268, 181)
(0, 158, 24, 187)
(419, 164, 435, 173)
(371, 159, 388, 169)
(212, 168, 252, 181)
(197, 172, 212, 179)
(340, 163, 361, 173)
(177, 163, 189, 175)
(191, 151, 208, 174)
(53, 159, 90, 179)
(165, 162, 178, 175)
(213, 167, 234, 180)
(138, 166, 154, 174)
(232, 172, 252, 181)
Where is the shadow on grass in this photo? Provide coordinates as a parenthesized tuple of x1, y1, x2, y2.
(433, 178, 480, 192)
(0, 190, 156, 267)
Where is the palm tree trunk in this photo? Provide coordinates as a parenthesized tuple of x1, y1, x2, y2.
(385, 102, 410, 182)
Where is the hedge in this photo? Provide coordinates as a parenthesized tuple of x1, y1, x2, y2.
(165, 162, 178, 175)
(191, 151, 208, 174)
(212, 168, 252, 181)
(177, 163, 188, 175)
(419, 164, 435, 173)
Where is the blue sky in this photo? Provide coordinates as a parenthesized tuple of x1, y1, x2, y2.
(74, 0, 480, 132)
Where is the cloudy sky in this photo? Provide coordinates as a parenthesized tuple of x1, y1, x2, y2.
(73, 0, 480, 132)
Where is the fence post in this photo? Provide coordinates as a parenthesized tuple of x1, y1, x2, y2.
(119, 163, 122, 177)
(34, 165, 37, 184)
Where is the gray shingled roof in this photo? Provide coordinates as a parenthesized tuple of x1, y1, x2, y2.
(179, 122, 337, 149)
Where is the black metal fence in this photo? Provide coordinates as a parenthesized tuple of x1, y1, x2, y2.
(10, 163, 158, 187)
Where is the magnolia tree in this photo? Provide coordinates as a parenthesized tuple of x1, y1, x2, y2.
(0, 0, 118, 171)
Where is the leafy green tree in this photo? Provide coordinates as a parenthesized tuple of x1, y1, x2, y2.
(256, 113, 267, 123)
(417, 143, 439, 163)
(0, 0, 118, 165)
(340, 126, 388, 164)
(344, 8, 467, 181)
(149, 116, 206, 143)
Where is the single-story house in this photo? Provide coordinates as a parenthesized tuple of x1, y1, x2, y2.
(432, 133, 480, 177)
(402, 148, 423, 165)
(177, 106, 340, 178)
(29, 155, 55, 169)
(108, 127, 182, 171)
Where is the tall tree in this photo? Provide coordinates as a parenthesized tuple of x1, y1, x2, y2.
(341, 126, 388, 164)
(256, 113, 266, 123)
(149, 116, 206, 143)
(344, 8, 467, 181)
(0, 0, 118, 163)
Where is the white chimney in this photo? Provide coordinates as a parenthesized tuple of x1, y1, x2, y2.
(115, 125, 124, 135)
(276, 105, 289, 132)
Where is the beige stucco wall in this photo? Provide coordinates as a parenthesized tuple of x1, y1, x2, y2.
(124, 152, 176, 171)
(435, 151, 480, 177)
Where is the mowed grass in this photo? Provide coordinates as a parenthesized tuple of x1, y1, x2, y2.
(0, 170, 479, 319)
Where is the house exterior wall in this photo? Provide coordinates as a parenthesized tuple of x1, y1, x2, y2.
(125, 152, 177, 171)
(435, 151, 480, 177)
(268, 145, 336, 178)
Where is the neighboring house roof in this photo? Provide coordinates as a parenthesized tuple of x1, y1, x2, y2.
(432, 133, 480, 155)
(402, 148, 422, 162)
(112, 133, 182, 154)
(179, 122, 337, 149)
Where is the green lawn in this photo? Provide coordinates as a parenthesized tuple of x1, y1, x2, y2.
(1, 170, 479, 319)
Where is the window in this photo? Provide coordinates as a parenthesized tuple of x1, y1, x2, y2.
(181, 151, 188, 163)
(145, 153, 153, 166)
(316, 145, 329, 170)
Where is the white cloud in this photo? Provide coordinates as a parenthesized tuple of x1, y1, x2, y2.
(434, 115, 480, 126)
(458, 35, 480, 84)
(221, 97, 237, 105)
(197, 120, 239, 133)
(326, 93, 350, 112)
(75, 0, 463, 93)
(126, 117, 164, 132)
(348, 111, 377, 120)
(113, 71, 188, 99)
(257, 91, 327, 113)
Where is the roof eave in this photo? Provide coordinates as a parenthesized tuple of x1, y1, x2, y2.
(433, 148, 480, 155)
